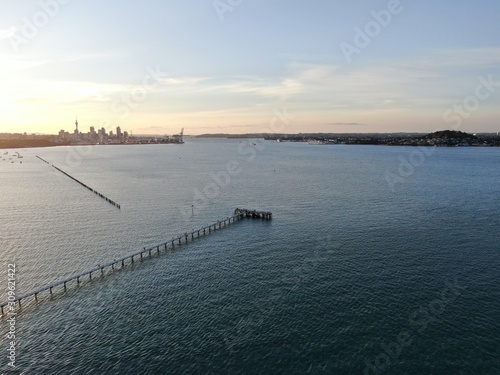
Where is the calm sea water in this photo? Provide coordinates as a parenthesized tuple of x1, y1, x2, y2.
(0, 140, 499, 374)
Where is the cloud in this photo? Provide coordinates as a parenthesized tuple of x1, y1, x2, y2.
(410, 48, 500, 70)
(0, 55, 51, 72)
(58, 52, 122, 63)
(155, 76, 211, 88)
(0, 27, 17, 41)
(199, 77, 303, 101)
(325, 122, 366, 126)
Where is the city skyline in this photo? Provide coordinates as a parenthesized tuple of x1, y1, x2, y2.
(57, 119, 129, 141)
(1, 0, 500, 135)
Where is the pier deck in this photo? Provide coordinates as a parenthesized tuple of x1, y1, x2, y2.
(234, 208, 272, 220)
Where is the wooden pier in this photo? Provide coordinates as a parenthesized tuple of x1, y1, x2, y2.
(0, 209, 272, 315)
(234, 208, 272, 220)
(37, 155, 121, 209)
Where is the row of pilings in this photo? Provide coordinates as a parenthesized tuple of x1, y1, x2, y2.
(36, 155, 120, 209)
(0, 210, 271, 315)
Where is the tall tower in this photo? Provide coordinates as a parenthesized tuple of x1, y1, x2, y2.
(75, 116, 79, 134)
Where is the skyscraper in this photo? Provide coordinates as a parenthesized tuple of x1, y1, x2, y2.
(74, 116, 79, 140)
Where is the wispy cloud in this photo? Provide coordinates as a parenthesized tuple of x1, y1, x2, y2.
(409, 48, 500, 70)
(198, 77, 303, 100)
(0, 27, 17, 41)
(325, 122, 366, 126)
(0, 55, 51, 72)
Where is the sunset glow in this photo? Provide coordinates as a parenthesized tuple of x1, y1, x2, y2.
(1, 1, 499, 135)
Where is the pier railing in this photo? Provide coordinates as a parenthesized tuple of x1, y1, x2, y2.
(0, 209, 272, 315)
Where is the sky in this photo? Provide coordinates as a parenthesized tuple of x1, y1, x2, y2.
(0, 0, 499, 135)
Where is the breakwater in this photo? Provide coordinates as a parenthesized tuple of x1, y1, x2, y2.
(36, 155, 120, 209)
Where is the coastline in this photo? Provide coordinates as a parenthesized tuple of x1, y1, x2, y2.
(2, 130, 499, 149)
(0, 139, 71, 150)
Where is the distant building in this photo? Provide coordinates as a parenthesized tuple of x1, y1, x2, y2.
(116, 126, 122, 139)
(73, 116, 79, 140)
(97, 129, 104, 143)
